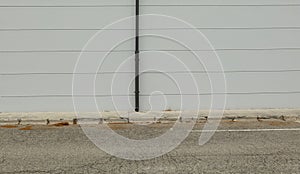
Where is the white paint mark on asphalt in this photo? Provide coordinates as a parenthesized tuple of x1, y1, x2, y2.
(192, 128, 300, 133)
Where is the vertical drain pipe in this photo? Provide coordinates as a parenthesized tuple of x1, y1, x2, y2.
(134, 0, 140, 112)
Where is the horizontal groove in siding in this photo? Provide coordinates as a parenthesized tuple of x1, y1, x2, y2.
(1, 48, 300, 53)
(1, 4, 300, 7)
(2, 0, 300, 6)
(2, 91, 300, 98)
(1, 70, 300, 76)
(1, 27, 300, 31)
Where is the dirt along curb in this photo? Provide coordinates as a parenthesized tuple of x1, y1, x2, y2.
(0, 109, 300, 125)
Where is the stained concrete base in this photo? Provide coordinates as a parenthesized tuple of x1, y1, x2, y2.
(0, 109, 300, 125)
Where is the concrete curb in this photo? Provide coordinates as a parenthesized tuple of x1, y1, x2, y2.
(0, 109, 300, 125)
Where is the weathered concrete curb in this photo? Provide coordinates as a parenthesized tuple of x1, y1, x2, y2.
(0, 109, 300, 125)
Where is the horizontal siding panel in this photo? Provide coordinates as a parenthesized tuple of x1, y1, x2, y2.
(1, 72, 300, 95)
(0, 30, 134, 51)
(140, 73, 300, 95)
(143, 0, 300, 6)
(140, 50, 300, 72)
(141, 6, 300, 28)
(0, 6, 299, 29)
(1, 30, 300, 51)
(0, 52, 134, 73)
(1, 94, 299, 112)
(139, 29, 300, 50)
(1, 50, 300, 73)
(0, 0, 133, 6)
(0, 7, 134, 29)
(1, 0, 300, 6)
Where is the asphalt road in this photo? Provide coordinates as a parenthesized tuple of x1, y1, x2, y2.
(0, 120, 300, 174)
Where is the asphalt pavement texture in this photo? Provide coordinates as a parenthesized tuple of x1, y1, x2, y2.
(0, 119, 300, 174)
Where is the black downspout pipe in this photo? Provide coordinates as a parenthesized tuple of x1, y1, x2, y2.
(135, 0, 140, 112)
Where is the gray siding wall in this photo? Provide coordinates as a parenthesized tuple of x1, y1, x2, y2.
(1, 0, 300, 111)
